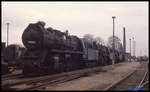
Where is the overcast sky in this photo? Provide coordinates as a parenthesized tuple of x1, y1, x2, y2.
(2, 2, 148, 56)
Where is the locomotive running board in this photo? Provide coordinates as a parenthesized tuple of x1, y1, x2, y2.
(51, 49, 83, 54)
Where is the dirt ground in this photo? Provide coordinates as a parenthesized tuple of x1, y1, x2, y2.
(45, 61, 141, 90)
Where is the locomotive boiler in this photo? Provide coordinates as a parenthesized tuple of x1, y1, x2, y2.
(22, 21, 83, 51)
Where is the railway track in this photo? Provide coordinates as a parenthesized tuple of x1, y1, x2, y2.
(12, 72, 85, 90)
(103, 62, 149, 91)
(2, 65, 105, 91)
(137, 70, 149, 90)
(2, 74, 23, 81)
(2, 70, 23, 81)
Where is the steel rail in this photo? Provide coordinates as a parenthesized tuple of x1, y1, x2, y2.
(103, 69, 137, 91)
(137, 70, 148, 88)
(22, 73, 84, 90)
(3, 65, 103, 90)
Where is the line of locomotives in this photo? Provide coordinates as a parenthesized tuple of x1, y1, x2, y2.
(20, 21, 124, 76)
(2, 21, 124, 76)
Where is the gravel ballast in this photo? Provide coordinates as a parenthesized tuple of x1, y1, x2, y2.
(45, 62, 141, 90)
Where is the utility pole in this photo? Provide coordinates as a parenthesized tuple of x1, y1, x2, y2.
(129, 38, 131, 62)
(123, 27, 126, 61)
(133, 37, 135, 61)
(135, 41, 136, 58)
(6, 22, 10, 46)
(112, 16, 116, 64)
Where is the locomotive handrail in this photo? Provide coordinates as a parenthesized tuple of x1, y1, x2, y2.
(21, 56, 38, 58)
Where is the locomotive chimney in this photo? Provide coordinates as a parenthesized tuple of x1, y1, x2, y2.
(66, 30, 69, 36)
(37, 21, 45, 27)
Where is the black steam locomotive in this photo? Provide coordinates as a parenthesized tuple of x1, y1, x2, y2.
(21, 21, 124, 76)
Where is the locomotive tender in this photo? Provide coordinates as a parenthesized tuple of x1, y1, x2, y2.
(21, 21, 123, 76)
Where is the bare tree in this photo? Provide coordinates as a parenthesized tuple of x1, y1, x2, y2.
(107, 35, 122, 50)
(94, 37, 104, 45)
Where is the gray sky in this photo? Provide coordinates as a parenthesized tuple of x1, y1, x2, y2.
(2, 2, 149, 56)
